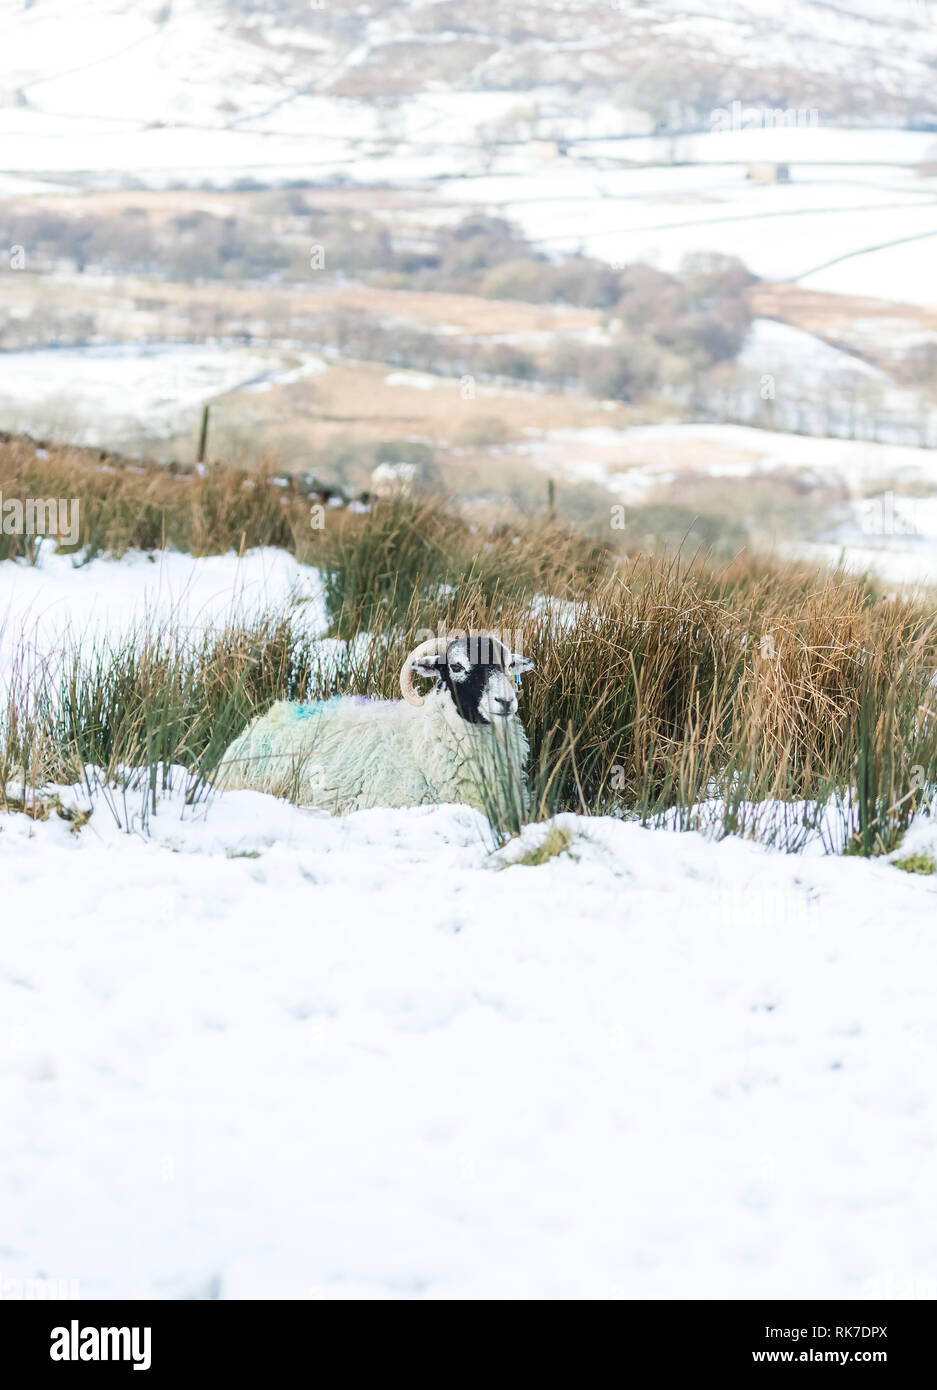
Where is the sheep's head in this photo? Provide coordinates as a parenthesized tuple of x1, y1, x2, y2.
(401, 633, 533, 724)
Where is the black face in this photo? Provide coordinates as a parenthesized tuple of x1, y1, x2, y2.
(435, 659, 500, 724)
(412, 638, 531, 724)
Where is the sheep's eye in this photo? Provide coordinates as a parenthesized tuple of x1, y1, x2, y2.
(449, 662, 465, 674)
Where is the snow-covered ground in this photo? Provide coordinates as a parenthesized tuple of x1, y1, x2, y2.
(3, 1, 937, 1299)
(0, 546, 327, 694)
(513, 420, 937, 583)
(3, 0, 936, 171)
(732, 318, 933, 447)
(2, 0, 937, 305)
(438, 155, 937, 306)
(737, 318, 887, 395)
(785, 540, 937, 588)
(1, 543, 937, 1298)
(2, 781, 937, 1299)
(0, 345, 329, 447)
(609, 422, 937, 494)
(614, 425, 937, 588)
(523, 420, 937, 496)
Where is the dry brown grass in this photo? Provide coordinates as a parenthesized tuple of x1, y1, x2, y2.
(4, 436, 937, 856)
(0, 434, 303, 561)
(2, 264, 601, 344)
(156, 362, 635, 483)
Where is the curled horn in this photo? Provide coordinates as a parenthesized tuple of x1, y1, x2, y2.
(400, 636, 450, 707)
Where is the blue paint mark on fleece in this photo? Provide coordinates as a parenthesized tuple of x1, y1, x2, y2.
(291, 695, 377, 721)
(292, 697, 343, 721)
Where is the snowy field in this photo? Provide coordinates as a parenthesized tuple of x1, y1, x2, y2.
(0, 345, 328, 448)
(4, 1, 937, 1300)
(3, 771, 937, 1299)
(512, 420, 937, 585)
(2, 546, 937, 1298)
(0, 546, 327, 692)
(438, 154, 937, 307)
(4, 129, 936, 306)
(521, 421, 937, 557)
(603, 422, 937, 500)
(2, 1, 937, 306)
(606, 419, 937, 578)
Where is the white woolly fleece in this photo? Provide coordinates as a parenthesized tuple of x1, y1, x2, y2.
(215, 688, 530, 818)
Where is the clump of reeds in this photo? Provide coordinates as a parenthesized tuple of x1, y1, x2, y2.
(3, 436, 936, 856)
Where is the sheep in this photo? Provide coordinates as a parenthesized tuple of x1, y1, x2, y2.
(214, 632, 534, 817)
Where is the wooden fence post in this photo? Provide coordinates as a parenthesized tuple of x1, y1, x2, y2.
(197, 404, 210, 463)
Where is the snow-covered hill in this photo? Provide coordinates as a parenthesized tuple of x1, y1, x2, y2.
(2, 0, 937, 178)
(4, 2, 937, 304)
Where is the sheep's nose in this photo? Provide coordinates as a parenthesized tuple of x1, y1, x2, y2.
(495, 696, 514, 714)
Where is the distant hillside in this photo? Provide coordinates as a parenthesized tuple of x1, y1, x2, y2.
(2, 0, 937, 161)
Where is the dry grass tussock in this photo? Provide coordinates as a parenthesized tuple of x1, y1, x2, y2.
(2, 437, 936, 855)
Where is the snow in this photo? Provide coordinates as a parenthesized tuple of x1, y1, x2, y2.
(446, 166, 937, 306)
(4, 3, 936, 167)
(784, 492, 937, 586)
(728, 318, 932, 444)
(1, 541, 936, 1298)
(432, 151, 937, 306)
(242, 356, 327, 393)
(0, 342, 332, 450)
(738, 317, 884, 390)
(513, 421, 937, 583)
(4, 0, 937, 1299)
(383, 371, 439, 391)
(2, 1, 937, 306)
(589, 128, 937, 169)
(785, 540, 937, 588)
(0, 344, 322, 446)
(2, 785, 936, 1299)
(611, 422, 937, 496)
(0, 546, 328, 692)
(514, 419, 937, 506)
(801, 238, 937, 305)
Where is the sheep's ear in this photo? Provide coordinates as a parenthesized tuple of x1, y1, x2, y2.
(509, 653, 534, 673)
(412, 653, 445, 679)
